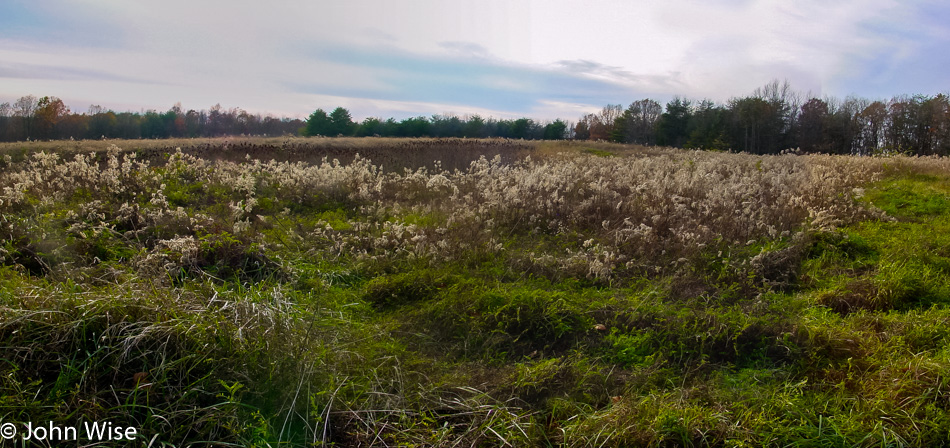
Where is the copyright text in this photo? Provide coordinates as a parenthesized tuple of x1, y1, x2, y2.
(0, 421, 138, 442)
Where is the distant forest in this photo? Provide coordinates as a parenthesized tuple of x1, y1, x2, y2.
(2, 80, 948, 156)
(0, 99, 305, 143)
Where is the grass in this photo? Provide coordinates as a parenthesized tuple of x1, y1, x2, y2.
(1, 137, 950, 446)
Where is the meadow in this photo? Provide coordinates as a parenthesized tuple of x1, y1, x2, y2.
(1, 137, 950, 446)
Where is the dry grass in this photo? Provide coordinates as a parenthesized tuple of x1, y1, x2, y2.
(3, 137, 950, 446)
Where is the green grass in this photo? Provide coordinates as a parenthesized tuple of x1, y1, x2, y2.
(582, 147, 616, 158)
(864, 174, 950, 218)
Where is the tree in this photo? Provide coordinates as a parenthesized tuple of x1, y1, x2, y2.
(930, 94, 950, 156)
(577, 114, 599, 140)
(798, 98, 828, 153)
(618, 99, 661, 145)
(398, 117, 431, 137)
(723, 79, 800, 154)
(598, 104, 623, 141)
(464, 114, 486, 138)
(430, 114, 464, 137)
(656, 97, 692, 147)
(685, 100, 728, 150)
(141, 110, 167, 138)
(185, 109, 203, 137)
(855, 101, 887, 155)
(328, 107, 354, 136)
(208, 104, 225, 136)
(573, 119, 590, 140)
(886, 95, 918, 153)
(34, 96, 69, 140)
(572, 105, 622, 141)
(729, 96, 781, 154)
(232, 108, 252, 135)
(0, 102, 11, 141)
(57, 112, 88, 140)
(510, 118, 534, 139)
(115, 112, 142, 139)
(356, 117, 383, 137)
(162, 103, 186, 137)
(543, 120, 568, 140)
(755, 79, 799, 151)
(13, 95, 38, 140)
(304, 109, 331, 136)
(919, 94, 950, 156)
(88, 105, 118, 139)
(824, 96, 864, 155)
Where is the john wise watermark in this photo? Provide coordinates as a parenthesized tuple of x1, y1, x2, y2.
(0, 420, 139, 443)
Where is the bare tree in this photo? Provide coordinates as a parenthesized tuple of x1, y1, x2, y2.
(13, 95, 39, 140)
(598, 104, 623, 140)
(620, 99, 661, 145)
(855, 101, 887, 155)
(0, 102, 11, 141)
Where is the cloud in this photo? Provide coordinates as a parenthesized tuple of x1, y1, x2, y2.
(0, 1, 126, 50)
(438, 41, 490, 58)
(651, 0, 933, 99)
(826, 1, 950, 98)
(287, 44, 652, 119)
(2, 0, 949, 121)
(555, 60, 634, 80)
(0, 61, 153, 84)
(554, 60, 685, 94)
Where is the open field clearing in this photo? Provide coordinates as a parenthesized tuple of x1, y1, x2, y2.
(2, 137, 950, 446)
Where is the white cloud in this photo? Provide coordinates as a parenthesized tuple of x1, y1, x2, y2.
(1, 0, 948, 121)
(528, 100, 602, 122)
(652, 0, 905, 98)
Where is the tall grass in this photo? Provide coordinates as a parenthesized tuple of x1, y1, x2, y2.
(2, 137, 949, 446)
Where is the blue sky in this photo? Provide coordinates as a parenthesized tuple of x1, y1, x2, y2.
(1, 0, 947, 121)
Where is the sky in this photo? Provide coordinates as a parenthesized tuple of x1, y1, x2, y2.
(1, 0, 948, 121)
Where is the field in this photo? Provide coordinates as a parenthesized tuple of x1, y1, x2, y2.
(2, 137, 950, 446)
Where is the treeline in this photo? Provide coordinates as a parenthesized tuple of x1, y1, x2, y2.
(0, 96, 304, 141)
(5, 80, 949, 156)
(577, 80, 950, 156)
(303, 80, 950, 156)
(302, 107, 569, 140)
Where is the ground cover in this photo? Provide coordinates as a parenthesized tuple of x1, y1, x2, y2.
(1, 138, 949, 446)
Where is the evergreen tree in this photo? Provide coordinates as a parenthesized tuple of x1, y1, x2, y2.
(304, 109, 331, 136)
(543, 120, 568, 140)
(656, 97, 692, 147)
(328, 107, 354, 136)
